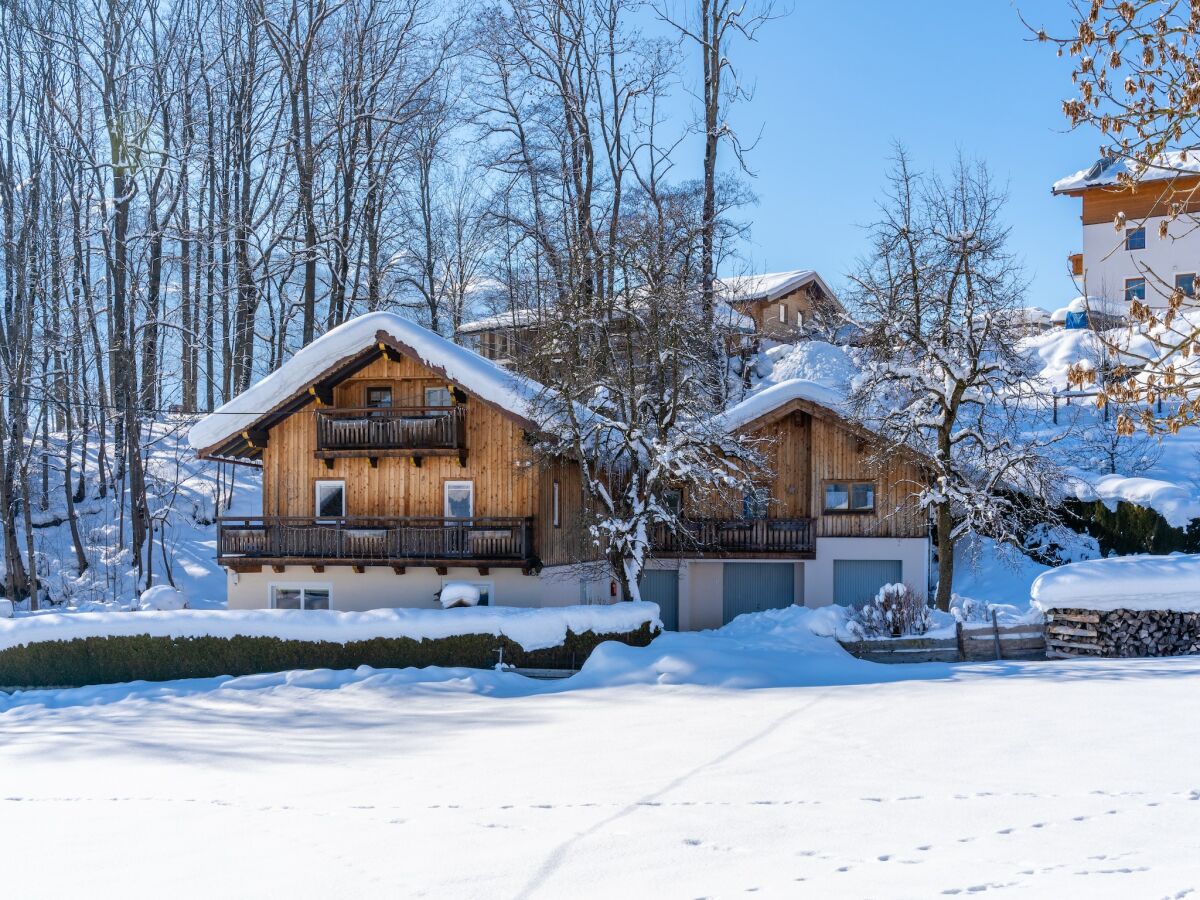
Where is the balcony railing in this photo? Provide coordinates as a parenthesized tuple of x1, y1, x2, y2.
(217, 516, 535, 566)
(651, 517, 816, 556)
(314, 406, 466, 454)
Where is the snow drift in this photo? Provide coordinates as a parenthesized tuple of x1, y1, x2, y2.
(0, 603, 662, 654)
(1032, 553, 1200, 612)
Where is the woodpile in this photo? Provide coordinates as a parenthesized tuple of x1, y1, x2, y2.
(1045, 608, 1200, 658)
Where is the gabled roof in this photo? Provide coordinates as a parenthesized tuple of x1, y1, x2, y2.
(717, 270, 840, 308)
(456, 297, 757, 336)
(714, 379, 845, 433)
(188, 311, 552, 459)
(1052, 150, 1200, 194)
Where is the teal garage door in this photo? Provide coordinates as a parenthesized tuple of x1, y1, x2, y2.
(639, 570, 679, 631)
(833, 559, 903, 606)
(722, 563, 794, 625)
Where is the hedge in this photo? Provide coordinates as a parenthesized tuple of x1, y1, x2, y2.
(0, 622, 658, 689)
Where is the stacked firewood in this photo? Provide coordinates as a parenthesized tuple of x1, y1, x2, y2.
(1045, 608, 1200, 658)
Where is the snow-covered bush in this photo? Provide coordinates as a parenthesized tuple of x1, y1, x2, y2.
(438, 582, 482, 609)
(1023, 523, 1099, 566)
(137, 585, 188, 611)
(848, 583, 932, 638)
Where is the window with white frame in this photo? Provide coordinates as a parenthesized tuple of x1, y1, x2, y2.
(778, 303, 787, 322)
(314, 480, 346, 518)
(271, 584, 331, 610)
(796, 309, 805, 327)
(444, 480, 474, 518)
(441, 579, 493, 606)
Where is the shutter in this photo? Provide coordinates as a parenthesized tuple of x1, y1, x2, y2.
(638, 570, 679, 631)
(832, 559, 903, 607)
(722, 563, 794, 625)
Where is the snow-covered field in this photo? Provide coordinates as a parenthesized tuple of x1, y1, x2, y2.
(3, 614, 1199, 898)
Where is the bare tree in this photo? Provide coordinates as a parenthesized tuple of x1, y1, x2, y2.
(847, 151, 1064, 611)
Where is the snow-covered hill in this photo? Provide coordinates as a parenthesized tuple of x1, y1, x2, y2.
(7, 420, 257, 612)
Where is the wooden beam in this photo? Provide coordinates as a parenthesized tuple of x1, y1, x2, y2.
(411, 455, 423, 468)
(323, 457, 335, 471)
(369, 457, 379, 469)
(242, 428, 269, 449)
(435, 566, 448, 576)
(308, 384, 334, 406)
(391, 565, 406, 575)
(476, 566, 490, 576)
(352, 565, 365, 574)
(378, 341, 404, 363)
(311, 565, 325, 574)
(458, 450, 468, 468)
(271, 564, 285, 574)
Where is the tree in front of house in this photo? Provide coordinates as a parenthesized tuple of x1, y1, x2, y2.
(847, 150, 1064, 611)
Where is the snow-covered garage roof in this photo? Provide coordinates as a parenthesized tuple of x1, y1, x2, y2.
(188, 311, 551, 455)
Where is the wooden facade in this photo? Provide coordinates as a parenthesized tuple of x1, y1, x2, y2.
(736, 282, 829, 341)
(203, 327, 926, 574)
(661, 399, 928, 553)
(1063, 175, 1200, 226)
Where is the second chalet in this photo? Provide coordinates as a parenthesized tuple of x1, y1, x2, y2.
(189, 311, 930, 627)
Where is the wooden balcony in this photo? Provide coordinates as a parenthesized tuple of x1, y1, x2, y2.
(217, 516, 538, 572)
(651, 517, 816, 558)
(314, 406, 467, 464)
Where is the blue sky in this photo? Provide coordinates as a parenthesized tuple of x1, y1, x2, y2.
(665, 0, 1096, 311)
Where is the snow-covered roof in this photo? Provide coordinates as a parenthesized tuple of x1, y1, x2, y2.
(457, 299, 756, 336)
(456, 308, 542, 335)
(717, 269, 837, 306)
(1052, 150, 1200, 194)
(188, 311, 551, 452)
(1031, 553, 1200, 612)
(1012, 306, 1051, 326)
(714, 378, 845, 433)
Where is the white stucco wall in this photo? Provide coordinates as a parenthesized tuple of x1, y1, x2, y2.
(226, 564, 604, 612)
(1081, 215, 1200, 307)
(801, 537, 931, 607)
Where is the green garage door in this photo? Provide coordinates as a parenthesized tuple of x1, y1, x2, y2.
(639, 570, 679, 631)
(722, 563, 795, 625)
(833, 559, 903, 607)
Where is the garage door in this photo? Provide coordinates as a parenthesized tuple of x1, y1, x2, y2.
(639, 570, 679, 631)
(833, 559, 903, 607)
(722, 563, 794, 625)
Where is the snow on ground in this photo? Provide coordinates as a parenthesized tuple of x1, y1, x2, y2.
(0, 602, 661, 653)
(3, 613, 1200, 898)
(10, 420, 248, 613)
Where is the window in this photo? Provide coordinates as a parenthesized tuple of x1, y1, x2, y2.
(364, 386, 393, 408)
(442, 579, 492, 606)
(314, 480, 345, 518)
(1125, 227, 1146, 251)
(271, 584, 331, 610)
(444, 480, 474, 518)
(778, 303, 787, 322)
(796, 309, 805, 328)
(824, 481, 875, 513)
(1125, 277, 1146, 303)
(552, 479, 561, 528)
(1176, 273, 1196, 298)
(742, 486, 769, 520)
(662, 489, 682, 517)
(425, 385, 453, 409)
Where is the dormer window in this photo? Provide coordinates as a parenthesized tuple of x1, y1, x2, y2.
(1125, 227, 1146, 251)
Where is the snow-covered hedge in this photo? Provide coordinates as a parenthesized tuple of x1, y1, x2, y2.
(1031, 553, 1200, 613)
(0, 604, 662, 689)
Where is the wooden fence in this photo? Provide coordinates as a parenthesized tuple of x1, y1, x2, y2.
(840, 618, 1046, 664)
